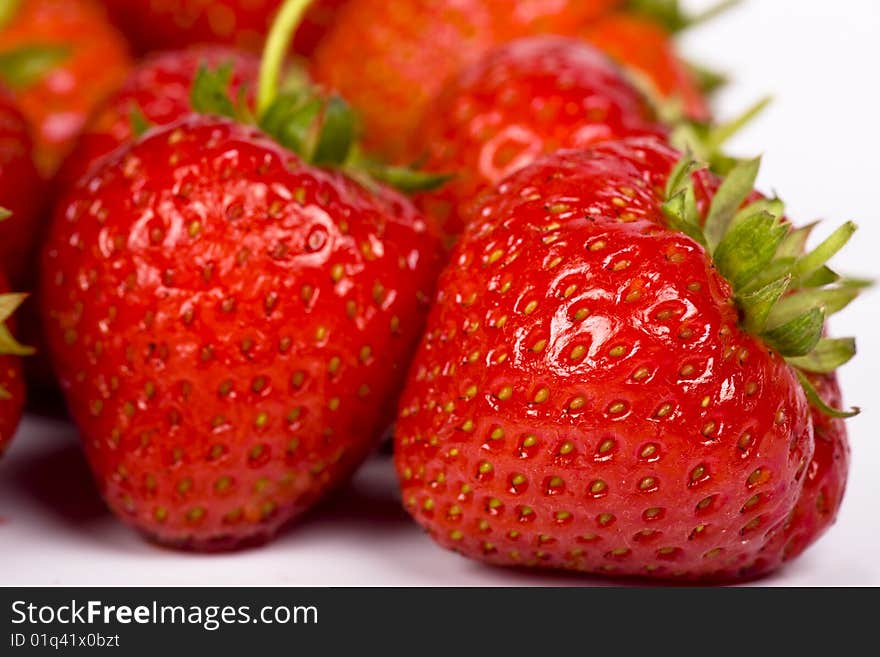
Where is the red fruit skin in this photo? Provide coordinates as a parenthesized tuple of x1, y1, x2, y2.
(100, 0, 345, 56)
(311, 0, 622, 161)
(41, 116, 441, 549)
(54, 46, 260, 194)
(0, 274, 26, 457)
(292, 0, 349, 56)
(0, 0, 133, 176)
(0, 353, 25, 456)
(395, 139, 816, 581)
(757, 374, 849, 571)
(582, 12, 710, 122)
(0, 87, 43, 286)
(414, 36, 667, 243)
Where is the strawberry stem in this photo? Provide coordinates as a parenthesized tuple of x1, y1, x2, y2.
(248, 0, 448, 191)
(257, 0, 314, 117)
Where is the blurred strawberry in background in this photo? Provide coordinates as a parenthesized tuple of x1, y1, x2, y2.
(0, 0, 132, 177)
(582, 11, 711, 121)
(99, 0, 347, 56)
(310, 0, 623, 161)
(413, 36, 667, 242)
(0, 86, 43, 286)
(55, 45, 260, 194)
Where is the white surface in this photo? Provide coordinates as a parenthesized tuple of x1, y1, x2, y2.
(2, 0, 879, 586)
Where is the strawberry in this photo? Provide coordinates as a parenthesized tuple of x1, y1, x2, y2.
(395, 136, 863, 581)
(100, 0, 346, 56)
(0, 269, 34, 456)
(310, 0, 622, 161)
(292, 0, 348, 56)
(0, 86, 43, 285)
(414, 36, 666, 244)
(756, 372, 850, 571)
(582, 11, 710, 121)
(40, 5, 442, 549)
(55, 46, 260, 194)
(0, 0, 132, 176)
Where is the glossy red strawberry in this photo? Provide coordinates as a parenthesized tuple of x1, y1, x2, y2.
(100, 0, 346, 56)
(0, 0, 132, 176)
(311, 0, 622, 160)
(41, 115, 440, 549)
(414, 36, 666, 243)
(582, 11, 710, 121)
(395, 137, 862, 581)
(757, 373, 850, 570)
(55, 46, 259, 194)
(0, 273, 33, 456)
(0, 87, 43, 285)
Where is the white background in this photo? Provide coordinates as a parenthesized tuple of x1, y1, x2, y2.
(1, 0, 878, 586)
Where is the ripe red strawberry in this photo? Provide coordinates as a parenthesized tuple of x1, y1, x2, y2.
(0, 86, 43, 285)
(55, 46, 260, 194)
(757, 372, 850, 570)
(40, 3, 443, 547)
(0, 0, 132, 176)
(0, 272, 34, 456)
(582, 11, 710, 121)
(100, 0, 346, 56)
(41, 115, 440, 549)
(311, 0, 622, 161)
(414, 36, 666, 243)
(395, 136, 863, 581)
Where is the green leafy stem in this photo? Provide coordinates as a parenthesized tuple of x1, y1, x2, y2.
(627, 0, 744, 33)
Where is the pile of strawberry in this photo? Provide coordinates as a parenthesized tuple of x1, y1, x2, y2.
(0, 0, 866, 581)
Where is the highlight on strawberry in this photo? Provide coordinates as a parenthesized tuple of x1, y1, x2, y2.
(395, 136, 866, 582)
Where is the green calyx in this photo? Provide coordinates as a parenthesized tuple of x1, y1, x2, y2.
(663, 156, 866, 417)
(627, 0, 743, 33)
(188, 0, 447, 193)
(688, 60, 728, 97)
(669, 96, 773, 175)
(0, 291, 34, 357)
(128, 105, 153, 138)
(0, 44, 69, 90)
(0, 210, 34, 358)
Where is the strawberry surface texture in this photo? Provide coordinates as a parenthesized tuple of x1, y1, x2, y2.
(40, 116, 441, 549)
(395, 137, 856, 581)
(414, 36, 666, 243)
